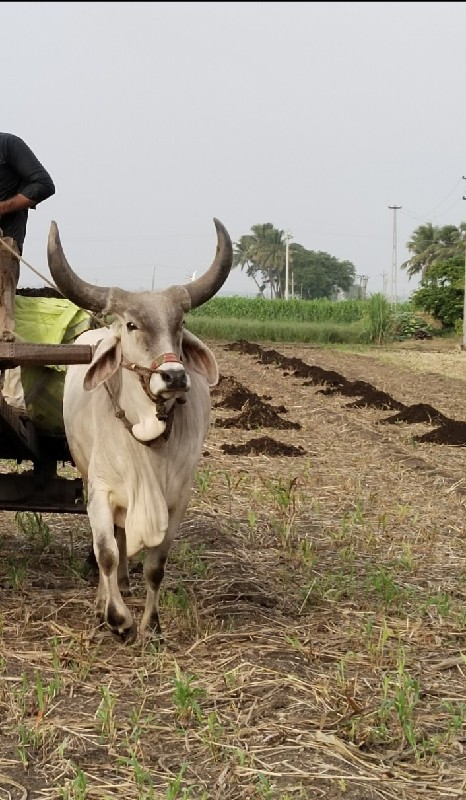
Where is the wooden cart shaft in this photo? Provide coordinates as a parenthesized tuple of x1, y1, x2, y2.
(0, 341, 93, 367)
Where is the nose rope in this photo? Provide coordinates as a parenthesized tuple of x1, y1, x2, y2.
(122, 352, 182, 378)
(121, 352, 186, 405)
(105, 350, 186, 446)
(150, 352, 181, 370)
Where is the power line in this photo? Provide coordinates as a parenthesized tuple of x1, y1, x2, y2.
(421, 179, 463, 217)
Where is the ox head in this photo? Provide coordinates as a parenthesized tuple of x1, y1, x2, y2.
(47, 219, 233, 440)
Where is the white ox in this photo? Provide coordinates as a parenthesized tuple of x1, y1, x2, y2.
(47, 218, 233, 644)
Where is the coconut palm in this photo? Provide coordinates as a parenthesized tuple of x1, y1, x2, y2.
(402, 222, 466, 278)
(234, 223, 286, 298)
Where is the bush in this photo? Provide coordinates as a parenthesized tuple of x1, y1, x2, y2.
(411, 257, 464, 330)
(363, 294, 393, 344)
(390, 310, 434, 341)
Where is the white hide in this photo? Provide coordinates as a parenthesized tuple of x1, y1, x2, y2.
(63, 326, 215, 557)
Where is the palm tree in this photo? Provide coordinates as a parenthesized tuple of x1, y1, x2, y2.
(402, 222, 466, 278)
(232, 234, 265, 294)
(233, 223, 287, 298)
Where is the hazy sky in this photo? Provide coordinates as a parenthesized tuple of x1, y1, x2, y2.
(3, 1, 466, 300)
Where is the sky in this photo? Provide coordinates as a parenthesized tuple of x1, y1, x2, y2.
(3, 1, 466, 301)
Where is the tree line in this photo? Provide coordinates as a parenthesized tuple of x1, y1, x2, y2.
(234, 220, 466, 332)
(233, 223, 355, 300)
(402, 222, 466, 330)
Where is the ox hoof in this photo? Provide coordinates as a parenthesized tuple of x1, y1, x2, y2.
(118, 580, 132, 598)
(105, 600, 136, 644)
(112, 621, 138, 645)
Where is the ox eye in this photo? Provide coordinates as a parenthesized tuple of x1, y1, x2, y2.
(126, 321, 138, 332)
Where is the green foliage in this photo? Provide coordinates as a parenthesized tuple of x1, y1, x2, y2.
(288, 243, 355, 299)
(364, 293, 393, 343)
(59, 765, 88, 800)
(189, 296, 367, 323)
(402, 222, 466, 278)
(234, 222, 287, 298)
(187, 296, 416, 345)
(390, 310, 435, 340)
(233, 222, 356, 299)
(172, 663, 205, 723)
(412, 257, 464, 329)
(187, 315, 366, 345)
(15, 511, 51, 550)
(400, 218, 466, 330)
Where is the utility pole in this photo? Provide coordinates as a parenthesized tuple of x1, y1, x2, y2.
(284, 231, 292, 300)
(462, 177, 466, 350)
(380, 270, 388, 297)
(388, 205, 402, 307)
(463, 236, 466, 352)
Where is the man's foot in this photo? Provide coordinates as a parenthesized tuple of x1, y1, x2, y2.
(0, 330, 16, 342)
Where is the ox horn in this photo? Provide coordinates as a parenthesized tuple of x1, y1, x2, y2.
(47, 221, 110, 312)
(183, 218, 233, 309)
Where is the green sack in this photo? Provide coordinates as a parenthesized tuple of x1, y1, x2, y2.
(14, 296, 92, 434)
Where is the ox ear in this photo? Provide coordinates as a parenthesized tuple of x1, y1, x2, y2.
(182, 328, 219, 387)
(83, 334, 122, 391)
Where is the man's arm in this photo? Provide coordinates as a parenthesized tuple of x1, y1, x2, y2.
(0, 134, 55, 215)
(0, 193, 36, 216)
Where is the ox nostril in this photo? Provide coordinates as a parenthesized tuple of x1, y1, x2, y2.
(160, 370, 188, 391)
(160, 370, 173, 386)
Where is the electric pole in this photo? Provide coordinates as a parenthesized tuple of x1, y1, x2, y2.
(461, 177, 466, 350)
(388, 205, 402, 307)
(380, 270, 388, 297)
(284, 231, 292, 300)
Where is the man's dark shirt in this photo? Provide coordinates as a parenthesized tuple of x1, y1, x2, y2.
(0, 132, 55, 254)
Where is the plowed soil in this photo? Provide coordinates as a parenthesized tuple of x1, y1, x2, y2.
(1, 338, 466, 800)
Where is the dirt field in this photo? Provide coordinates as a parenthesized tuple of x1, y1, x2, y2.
(1, 339, 466, 799)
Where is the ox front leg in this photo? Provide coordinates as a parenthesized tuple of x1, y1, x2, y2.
(115, 525, 131, 596)
(89, 489, 137, 644)
(140, 541, 171, 642)
(140, 505, 189, 642)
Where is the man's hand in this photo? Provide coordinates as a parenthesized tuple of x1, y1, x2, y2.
(0, 194, 36, 216)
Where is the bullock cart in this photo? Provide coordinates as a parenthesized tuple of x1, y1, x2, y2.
(0, 339, 92, 514)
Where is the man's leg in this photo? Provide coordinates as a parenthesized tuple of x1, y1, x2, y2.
(0, 237, 20, 338)
(0, 238, 26, 413)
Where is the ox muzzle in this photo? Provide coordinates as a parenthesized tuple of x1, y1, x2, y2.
(124, 352, 190, 403)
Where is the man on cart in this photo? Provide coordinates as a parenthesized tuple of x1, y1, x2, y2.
(0, 132, 55, 414)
